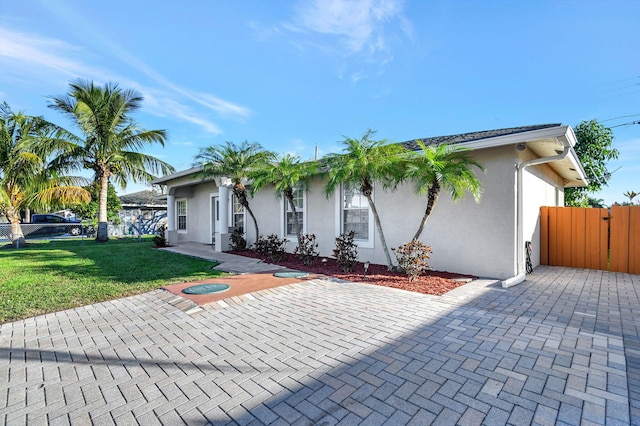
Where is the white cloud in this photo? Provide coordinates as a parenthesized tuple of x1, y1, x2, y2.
(291, 0, 404, 54)
(0, 26, 247, 133)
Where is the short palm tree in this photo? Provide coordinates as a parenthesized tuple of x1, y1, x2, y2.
(406, 141, 484, 241)
(194, 141, 275, 240)
(0, 102, 90, 246)
(251, 153, 319, 237)
(623, 191, 638, 204)
(324, 129, 406, 269)
(48, 80, 174, 242)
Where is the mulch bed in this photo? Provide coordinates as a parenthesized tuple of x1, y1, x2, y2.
(228, 250, 476, 296)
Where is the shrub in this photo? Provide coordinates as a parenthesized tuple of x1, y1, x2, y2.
(295, 233, 319, 267)
(392, 240, 432, 281)
(153, 224, 167, 247)
(254, 234, 287, 262)
(229, 228, 246, 251)
(333, 231, 358, 272)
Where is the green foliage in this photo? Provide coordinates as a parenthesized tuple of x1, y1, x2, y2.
(229, 227, 247, 251)
(194, 141, 275, 240)
(392, 240, 432, 281)
(405, 142, 484, 241)
(0, 238, 225, 323)
(323, 129, 405, 269)
(251, 153, 318, 237)
(254, 234, 287, 262)
(295, 233, 319, 267)
(48, 80, 175, 241)
(69, 182, 122, 223)
(565, 120, 618, 207)
(333, 231, 359, 272)
(152, 223, 167, 247)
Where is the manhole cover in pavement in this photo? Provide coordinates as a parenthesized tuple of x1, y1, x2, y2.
(273, 271, 309, 278)
(182, 283, 230, 295)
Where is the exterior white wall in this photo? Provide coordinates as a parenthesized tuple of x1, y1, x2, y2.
(161, 145, 567, 280)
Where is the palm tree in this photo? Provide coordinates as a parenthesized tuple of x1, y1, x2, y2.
(48, 80, 174, 242)
(0, 102, 90, 246)
(623, 191, 638, 204)
(194, 141, 275, 240)
(406, 141, 484, 241)
(251, 153, 318, 237)
(324, 129, 406, 270)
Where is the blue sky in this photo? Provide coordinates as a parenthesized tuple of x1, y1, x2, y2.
(1, 0, 638, 205)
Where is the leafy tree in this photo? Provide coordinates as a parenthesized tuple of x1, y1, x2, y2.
(586, 196, 606, 208)
(193, 141, 275, 240)
(565, 120, 618, 207)
(70, 182, 122, 224)
(0, 102, 90, 246)
(405, 142, 484, 241)
(323, 129, 406, 270)
(250, 153, 318, 237)
(48, 80, 174, 242)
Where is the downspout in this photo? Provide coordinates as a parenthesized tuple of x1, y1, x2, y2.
(501, 144, 571, 288)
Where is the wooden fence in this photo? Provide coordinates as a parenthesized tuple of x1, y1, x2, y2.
(540, 205, 640, 274)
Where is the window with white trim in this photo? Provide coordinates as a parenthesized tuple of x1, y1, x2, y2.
(285, 186, 305, 237)
(176, 199, 187, 232)
(342, 184, 370, 241)
(232, 195, 245, 232)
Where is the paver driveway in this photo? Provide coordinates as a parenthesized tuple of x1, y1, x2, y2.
(1, 266, 639, 425)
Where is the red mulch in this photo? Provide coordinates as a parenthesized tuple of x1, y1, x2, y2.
(228, 250, 476, 296)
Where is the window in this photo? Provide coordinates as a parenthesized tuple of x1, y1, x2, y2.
(285, 186, 305, 237)
(342, 184, 370, 241)
(232, 196, 244, 232)
(176, 199, 187, 232)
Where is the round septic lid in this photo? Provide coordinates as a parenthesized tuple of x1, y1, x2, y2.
(182, 283, 230, 295)
(273, 271, 309, 278)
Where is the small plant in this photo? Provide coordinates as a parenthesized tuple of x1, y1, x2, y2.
(152, 224, 168, 247)
(295, 233, 319, 267)
(333, 231, 358, 272)
(229, 228, 246, 251)
(254, 234, 288, 262)
(392, 240, 432, 281)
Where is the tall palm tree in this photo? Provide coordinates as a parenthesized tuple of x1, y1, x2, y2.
(48, 80, 174, 242)
(324, 129, 406, 270)
(406, 141, 484, 241)
(0, 102, 90, 246)
(251, 153, 318, 237)
(194, 141, 275, 240)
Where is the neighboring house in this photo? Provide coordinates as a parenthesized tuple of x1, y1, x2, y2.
(117, 190, 167, 235)
(151, 124, 587, 285)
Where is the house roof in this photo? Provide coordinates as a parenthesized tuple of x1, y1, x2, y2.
(152, 123, 587, 188)
(401, 124, 562, 150)
(119, 190, 167, 208)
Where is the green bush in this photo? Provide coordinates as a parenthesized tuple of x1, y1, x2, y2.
(254, 234, 287, 262)
(333, 231, 358, 272)
(295, 234, 319, 267)
(392, 240, 432, 281)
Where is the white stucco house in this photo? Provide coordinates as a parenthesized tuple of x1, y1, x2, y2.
(151, 124, 587, 286)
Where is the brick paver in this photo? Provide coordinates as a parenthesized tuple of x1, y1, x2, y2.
(1, 266, 639, 425)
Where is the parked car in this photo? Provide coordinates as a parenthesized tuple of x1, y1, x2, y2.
(29, 214, 83, 237)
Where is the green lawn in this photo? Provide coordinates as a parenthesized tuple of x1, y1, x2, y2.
(0, 238, 224, 324)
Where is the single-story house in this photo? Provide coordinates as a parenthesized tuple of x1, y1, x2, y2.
(116, 190, 167, 235)
(151, 124, 587, 286)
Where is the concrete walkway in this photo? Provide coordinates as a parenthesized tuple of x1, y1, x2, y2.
(1, 255, 639, 424)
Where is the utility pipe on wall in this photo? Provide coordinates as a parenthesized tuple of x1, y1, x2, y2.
(501, 144, 571, 288)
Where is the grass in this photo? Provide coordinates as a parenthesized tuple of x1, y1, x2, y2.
(0, 237, 225, 324)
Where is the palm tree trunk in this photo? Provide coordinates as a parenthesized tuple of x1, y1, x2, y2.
(7, 207, 25, 247)
(244, 203, 259, 241)
(286, 194, 301, 237)
(366, 195, 394, 270)
(96, 173, 109, 242)
(412, 181, 440, 241)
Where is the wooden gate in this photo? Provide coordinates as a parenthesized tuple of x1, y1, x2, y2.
(540, 205, 640, 274)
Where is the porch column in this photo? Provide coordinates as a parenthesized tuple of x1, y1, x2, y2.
(215, 186, 230, 251)
(166, 194, 176, 243)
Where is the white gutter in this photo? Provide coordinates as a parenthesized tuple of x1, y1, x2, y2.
(501, 143, 571, 288)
